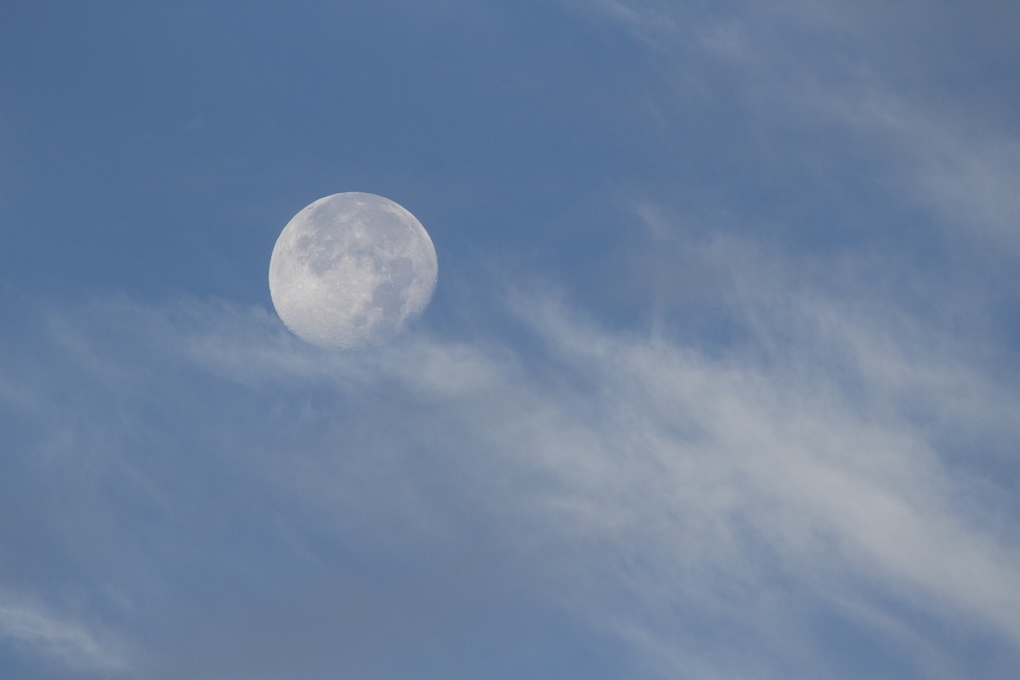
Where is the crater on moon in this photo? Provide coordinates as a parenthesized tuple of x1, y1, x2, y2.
(269, 192, 438, 349)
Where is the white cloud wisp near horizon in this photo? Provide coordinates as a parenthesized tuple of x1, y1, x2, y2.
(2, 229, 1018, 677)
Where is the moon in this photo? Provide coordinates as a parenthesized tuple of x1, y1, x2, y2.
(269, 192, 438, 349)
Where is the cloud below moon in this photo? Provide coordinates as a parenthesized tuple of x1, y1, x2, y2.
(7, 232, 1019, 677)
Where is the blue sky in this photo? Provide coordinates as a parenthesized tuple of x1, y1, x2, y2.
(1, 1, 1019, 678)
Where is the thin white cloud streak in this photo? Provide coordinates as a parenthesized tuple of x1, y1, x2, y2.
(24, 238, 1019, 678)
(580, 0, 1020, 257)
(0, 592, 128, 673)
(833, 96, 1020, 249)
(511, 284, 1020, 652)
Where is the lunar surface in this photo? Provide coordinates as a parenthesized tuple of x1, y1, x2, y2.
(269, 192, 438, 349)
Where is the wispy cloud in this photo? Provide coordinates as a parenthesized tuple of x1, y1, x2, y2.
(6, 228, 1016, 677)
(579, 0, 1020, 261)
(0, 593, 128, 673)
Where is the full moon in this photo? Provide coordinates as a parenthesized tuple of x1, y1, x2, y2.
(269, 192, 438, 349)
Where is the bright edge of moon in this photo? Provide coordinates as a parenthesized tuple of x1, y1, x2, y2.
(269, 192, 438, 350)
